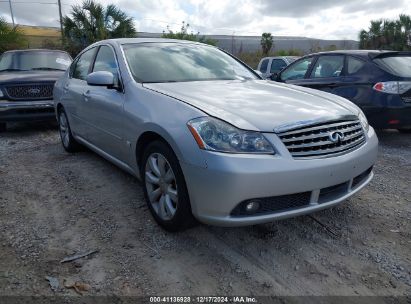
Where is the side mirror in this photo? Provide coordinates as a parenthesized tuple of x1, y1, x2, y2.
(254, 70, 263, 78)
(87, 71, 115, 88)
(269, 73, 279, 81)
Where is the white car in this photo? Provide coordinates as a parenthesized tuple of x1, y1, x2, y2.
(257, 56, 299, 79)
(54, 38, 378, 231)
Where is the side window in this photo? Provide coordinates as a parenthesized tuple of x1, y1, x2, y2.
(280, 57, 314, 81)
(347, 56, 366, 75)
(270, 59, 287, 73)
(92, 45, 119, 85)
(72, 48, 95, 80)
(310, 55, 344, 78)
(259, 59, 269, 73)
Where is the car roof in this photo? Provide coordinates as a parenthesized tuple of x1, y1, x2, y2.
(260, 56, 293, 60)
(302, 49, 411, 59)
(96, 38, 205, 47)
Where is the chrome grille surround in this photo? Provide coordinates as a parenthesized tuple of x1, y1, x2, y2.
(5, 83, 54, 101)
(278, 120, 366, 159)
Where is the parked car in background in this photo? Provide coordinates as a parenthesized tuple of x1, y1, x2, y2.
(273, 50, 411, 132)
(257, 56, 299, 79)
(0, 49, 72, 131)
(54, 38, 378, 231)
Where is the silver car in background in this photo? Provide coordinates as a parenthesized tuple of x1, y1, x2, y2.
(257, 56, 299, 79)
(53, 38, 378, 231)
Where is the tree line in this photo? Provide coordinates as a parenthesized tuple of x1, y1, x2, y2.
(359, 14, 411, 50)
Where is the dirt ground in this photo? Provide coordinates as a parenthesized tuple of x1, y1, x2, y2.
(0, 122, 410, 299)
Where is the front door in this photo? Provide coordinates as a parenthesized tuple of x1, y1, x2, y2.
(82, 45, 126, 161)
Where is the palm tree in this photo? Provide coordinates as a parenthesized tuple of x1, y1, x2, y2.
(0, 18, 27, 54)
(359, 15, 411, 51)
(260, 32, 273, 55)
(63, 0, 136, 55)
(359, 29, 369, 49)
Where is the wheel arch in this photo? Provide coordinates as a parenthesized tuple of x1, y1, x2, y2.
(55, 102, 64, 120)
(135, 126, 184, 170)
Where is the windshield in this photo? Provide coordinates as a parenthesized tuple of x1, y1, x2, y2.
(122, 43, 258, 83)
(0, 51, 72, 72)
(373, 56, 411, 78)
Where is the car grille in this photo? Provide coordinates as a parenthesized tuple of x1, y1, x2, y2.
(278, 120, 366, 158)
(5, 83, 54, 101)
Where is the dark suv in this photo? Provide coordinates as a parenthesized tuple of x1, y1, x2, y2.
(0, 49, 72, 131)
(273, 50, 411, 132)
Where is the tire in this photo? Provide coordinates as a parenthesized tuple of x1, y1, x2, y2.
(0, 123, 6, 132)
(141, 140, 196, 232)
(398, 128, 411, 134)
(58, 108, 81, 152)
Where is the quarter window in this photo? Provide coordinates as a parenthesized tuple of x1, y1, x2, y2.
(310, 56, 344, 78)
(347, 56, 366, 75)
(280, 57, 313, 81)
(259, 59, 269, 73)
(72, 48, 96, 80)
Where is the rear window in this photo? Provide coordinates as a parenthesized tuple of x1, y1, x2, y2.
(374, 56, 411, 77)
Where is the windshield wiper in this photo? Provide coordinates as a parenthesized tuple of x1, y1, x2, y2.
(0, 68, 28, 72)
(31, 67, 66, 71)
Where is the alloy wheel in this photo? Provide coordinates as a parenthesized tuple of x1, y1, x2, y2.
(59, 112, 70, 148)
(145, 153, 178, 221)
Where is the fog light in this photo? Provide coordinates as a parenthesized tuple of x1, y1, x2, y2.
(245, 200, 260, 213)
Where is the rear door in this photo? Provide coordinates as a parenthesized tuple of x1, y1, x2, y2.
(336, 56, 372, 107)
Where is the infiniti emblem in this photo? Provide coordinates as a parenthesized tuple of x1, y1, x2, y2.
(329, 131, 345, 143)
(28, 88, 40, 94)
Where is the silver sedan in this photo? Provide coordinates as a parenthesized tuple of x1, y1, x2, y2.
(53, 38, 378, 231)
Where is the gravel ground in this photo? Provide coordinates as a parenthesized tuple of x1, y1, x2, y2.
(0, 122, 410, 299)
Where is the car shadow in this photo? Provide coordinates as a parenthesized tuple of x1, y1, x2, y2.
(375, 128, 411, 149)
(0, 121, 58, 136)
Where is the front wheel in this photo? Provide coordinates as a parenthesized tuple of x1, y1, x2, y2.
(58, 109, 81, 152)
(141, 141, 196, 231)
(398, 128, 411, 134)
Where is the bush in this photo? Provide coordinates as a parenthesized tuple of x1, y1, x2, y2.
(0, 18, 27, 54)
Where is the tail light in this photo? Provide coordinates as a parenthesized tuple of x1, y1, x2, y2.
(373, 81, 411, 94)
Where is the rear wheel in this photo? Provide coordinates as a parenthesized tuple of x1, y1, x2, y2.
(0, 123, 6, 132)
(58, 109, 81, 152)
(141, 140, 196, 231)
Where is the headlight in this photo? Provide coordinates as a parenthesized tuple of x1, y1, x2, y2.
(358, 110, 369, 132)
(187, 117, 275, 154)
(0, 89, 4, 98)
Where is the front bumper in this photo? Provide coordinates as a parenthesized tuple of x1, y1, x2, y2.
(0, 100, 55, 122)
(181, 127, 378, 227)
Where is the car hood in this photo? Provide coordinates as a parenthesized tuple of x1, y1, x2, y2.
(143, 80, 360, 132)
(0, 70, 65, 85)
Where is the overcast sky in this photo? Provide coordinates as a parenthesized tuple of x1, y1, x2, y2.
(1, 0, 410, 40)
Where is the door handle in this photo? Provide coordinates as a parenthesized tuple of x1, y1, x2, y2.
(82, 91, 91, 101)
(327, 83, 339, 88)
